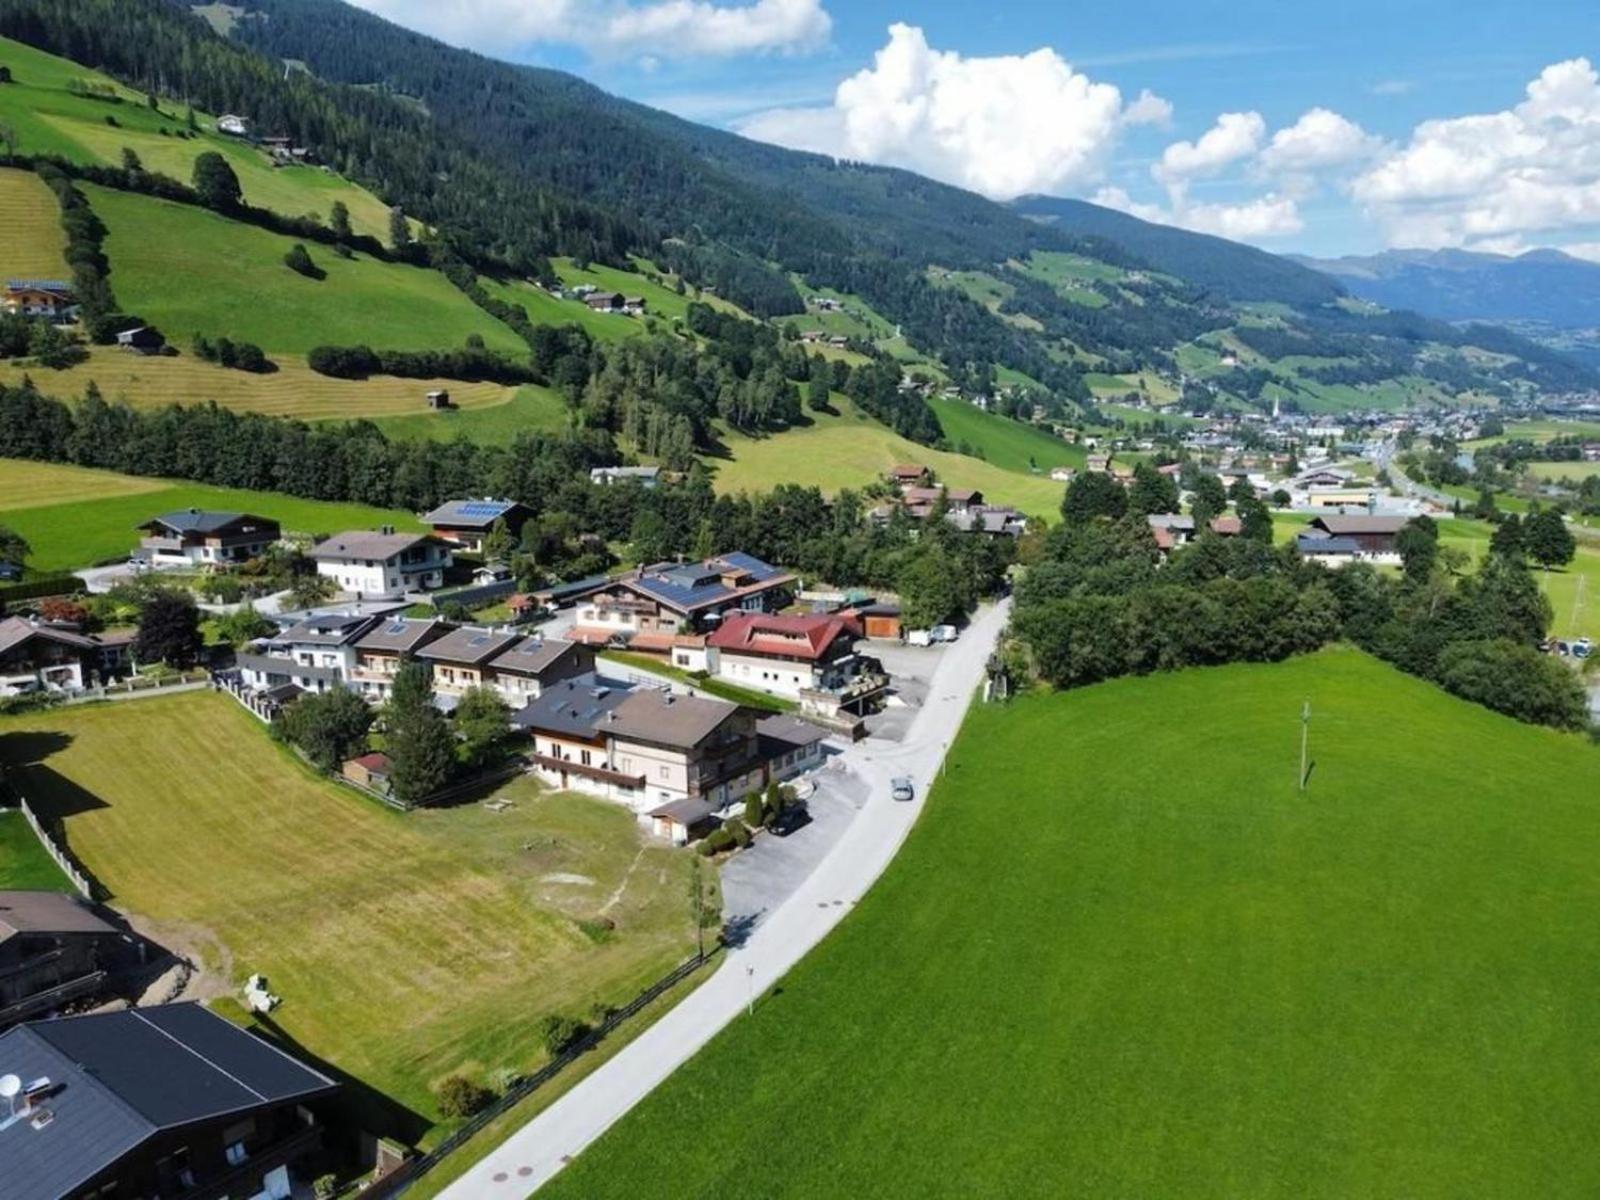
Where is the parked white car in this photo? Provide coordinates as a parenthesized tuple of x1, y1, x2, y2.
(930, 625, 959, 643)
(906, 629, 932, 647)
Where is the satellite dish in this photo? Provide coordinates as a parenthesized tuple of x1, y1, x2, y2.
(0, 1075, 20, 1100)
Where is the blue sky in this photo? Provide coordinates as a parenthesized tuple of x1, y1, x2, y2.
(348, 0, 1600, 259)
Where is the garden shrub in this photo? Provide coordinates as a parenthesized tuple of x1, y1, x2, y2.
(436, 1074, 493, 1119)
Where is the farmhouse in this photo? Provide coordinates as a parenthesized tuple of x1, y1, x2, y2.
(516, 673, 643, 803)
(422, 498, 531, 554)
(1, 280, 78, 320)
(706, 613, 882, 711)
(308, 529, 451, 599)
(606, 690, 767, 812)
(135, 509, 281, 569)
(571, 553, 796, 646)
(1298, 514, 1409, 565)
(0, 891, 143, 1030)
(888, 464, 931, 487)
(349, 615, 454, 699)
(947, 505, 1028, 538)
(585, 291, 624, 312)
(0, 1002, 337, 1200)
(0, 616, 130, 696)
(590, 466, 662, 488)
(1147, 513, 1244, 554)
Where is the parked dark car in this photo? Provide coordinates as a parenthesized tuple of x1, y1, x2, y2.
(770, 803, 811, 837)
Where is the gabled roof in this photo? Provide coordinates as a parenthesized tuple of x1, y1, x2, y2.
(707, 613, 856, 661)
(0, 891, 118, 940)
(421, 498, 527, 529)
(0, 1003, 336, 1200)
(3, 279, 73, 296)
(605, 689, 740, 750)
(417, 625, 520, 666)
(138, 509, 279, 537)
(1309, 515, 1408, 536)
(348, 752, 392, 774)
(627, 553, 792, 615)
(0, 616, 97, 657)
(276, 611, 378, 646)
(756, 714, 830, 751)
(1297, 532, 1363, 555)
(512, 672, 634, 738)
(356, 616, 453, 654)
(308, 531, 436, 561)
(489, 636, 582, 678)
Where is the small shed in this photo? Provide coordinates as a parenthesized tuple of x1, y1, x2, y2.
(426, 389, 452, 410)
(343, 752, 393, 792)
(116, 326, 164, 355)
(855, 603, 902, 641)
(648, 796, 720, 846)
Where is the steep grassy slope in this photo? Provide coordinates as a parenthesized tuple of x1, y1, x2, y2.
(545, 648, 1600, 1199)
(0, 165, 69, 277)
(928, 397, 1085, 474)
(86, 184, 522, 355)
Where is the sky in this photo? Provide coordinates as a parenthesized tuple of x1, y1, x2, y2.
(343, 0, 1600, 260)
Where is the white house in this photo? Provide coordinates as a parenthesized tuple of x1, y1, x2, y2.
(135, 510, 281, 569)
(236, 611, 379, 695)
(216, 114, 250, 137)
(308, 529, 451, 600)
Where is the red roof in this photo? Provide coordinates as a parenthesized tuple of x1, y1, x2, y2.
(707, 613, 858, 661)
(350, 752, 392, 773)
(1210, 516, 1242, 536)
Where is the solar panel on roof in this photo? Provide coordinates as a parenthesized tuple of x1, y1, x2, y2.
(387, 620, 409, 634)
(469, 633, 491, 646)
(458, 502, 509, 517)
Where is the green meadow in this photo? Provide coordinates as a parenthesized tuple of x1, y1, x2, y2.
(545, 647, 1600, 1200)
(928, 397, 1085, 474)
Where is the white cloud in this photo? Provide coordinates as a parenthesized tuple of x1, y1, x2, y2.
(345, 0, 830, 60)
(1371, 80, 1415, 97)
(1154, 111, 1264, 184)
(1352, 57, 1600, 247)
(1094, 185, 1302, 242)
(1259, 107, 1385, 175)
(1563, 241, 1600, 262)
(736, 24, 1169, 200)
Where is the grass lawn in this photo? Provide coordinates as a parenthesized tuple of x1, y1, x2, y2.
(0, 166, 69, 278)
(0, 458, 421, 571)
(85, 185, 523, 356)
(479, 277, 638, 344)
(709, 397, 1065, 520)
(370, 383, 571, 443)
(2, 348, 515, 421)
(928, 397, 1085, 474)
(1432, 516, 1600, 646)
(551, 258, 698, 324)
(0, 810, 72, 891)
(544, 647, 1600, 1199)
(1526, 460, 1600, 483)
(1464, 419, 1600, 451)
(0, 692, 700, 1143)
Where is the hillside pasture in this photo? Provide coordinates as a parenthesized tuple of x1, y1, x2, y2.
(709, 396, 1064, 519)
(85, 184, 523, 356)
(0, 458, 420, 571)
(544, 648, 1600, 1200)
(371, 383, 571, 443)
(479, 276, 638, 343)
(0, 692, 699, 1141)
(927, 397, 1084, 474)
(1, 349, 516, 420)
(0, 166, 69, 278)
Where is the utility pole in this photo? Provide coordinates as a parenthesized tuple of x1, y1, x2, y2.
(1299, 700, 1311, 792)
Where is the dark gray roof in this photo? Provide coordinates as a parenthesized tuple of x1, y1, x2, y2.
(236, 653, 342, 685)
(276, 611, 379, 646)
(512, 673, 634, 738)
(0, 892, 118, 940)
(1297, 533, 1364, 555)
(0, 1003, 336, 1200)
(756, 714, 830, 751)
(489, 636, 580, 678)
(417, 626, 520, 666)
(139, 509, 278, 537)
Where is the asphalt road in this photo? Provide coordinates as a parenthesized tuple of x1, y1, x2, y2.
(436, 597, 1012, 1200)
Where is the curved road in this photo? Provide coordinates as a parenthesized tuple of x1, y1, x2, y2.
(438, 598, 1012, 1199)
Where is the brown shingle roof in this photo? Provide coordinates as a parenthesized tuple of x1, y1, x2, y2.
(416, 626, 520, 665)
(605, 690, 739, 749)
(308, 531, 435, 561)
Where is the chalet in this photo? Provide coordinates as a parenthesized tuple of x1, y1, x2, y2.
(1295, 532, 1365, 566)
(515, 673, 643, 803)
(349, 615, 454, 699)
(606, 689, 767, 815)
(1, 280, 77, 320)
(0, 1002, 337, 1200)
(900, 486, 983, 518)
(416, 626, 521, 700)
(482, 635, 594, 706)
(948, 505, 1027, 538)
(0, 891, 143, 1030)
(237, 610, 380, 695)
(308, 529, 451, 599)
(1302, 514, 1408, 563)
(0, 617, 130, 696)
(590, 466, 662, 488)
(571, 553, 795, 648)
(422, 498, 532, 554)
(706, 613, 877, 704)
(115, 326, 164, 354)
(889, 464, 931, 487)
(585, 291, 624, 312)
(135, 509, 281, 569)
(1086, 454, 1110, 473)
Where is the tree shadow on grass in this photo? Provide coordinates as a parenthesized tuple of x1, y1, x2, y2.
(0, 729, 73, 770)
(5, 762, 114, 900)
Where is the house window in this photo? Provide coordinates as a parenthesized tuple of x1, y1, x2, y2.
(226, 1141, 249, 1166)
(659, 765, 669, 779)
(580, 749, 592, 767)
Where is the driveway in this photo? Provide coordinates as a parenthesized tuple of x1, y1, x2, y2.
(436, 597, 1010, 1200)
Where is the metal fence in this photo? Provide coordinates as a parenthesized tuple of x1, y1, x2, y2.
(367, 950, 713, 1198)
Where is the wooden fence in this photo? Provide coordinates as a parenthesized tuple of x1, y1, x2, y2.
(367, 950, 713, 1198)
(13, 796, 96, 900)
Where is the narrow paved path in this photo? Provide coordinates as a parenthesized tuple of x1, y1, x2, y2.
(437, 598, 1011, 1199)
